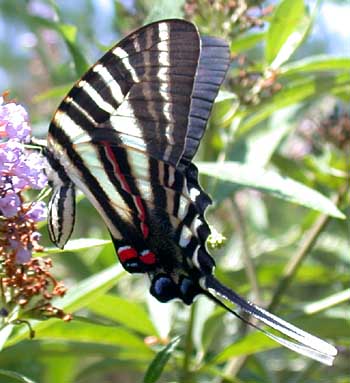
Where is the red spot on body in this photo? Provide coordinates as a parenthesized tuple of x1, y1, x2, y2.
(118, 246, 138, 263)
(140, 250, 156, 265)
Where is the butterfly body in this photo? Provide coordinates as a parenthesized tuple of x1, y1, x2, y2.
(45, 19, 337, 365)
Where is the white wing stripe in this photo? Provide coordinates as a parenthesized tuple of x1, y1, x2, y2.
(54, 110, 89, 145)
(78, 80, 116, 114)
(65, 96, 98, 126)
(93, 64, 125, 105)
(113, 47, 139, 82)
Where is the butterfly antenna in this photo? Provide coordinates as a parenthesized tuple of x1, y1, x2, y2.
(202, 274, 337, 366)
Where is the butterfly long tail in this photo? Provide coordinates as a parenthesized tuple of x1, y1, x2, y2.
(203, 275, 337, 365)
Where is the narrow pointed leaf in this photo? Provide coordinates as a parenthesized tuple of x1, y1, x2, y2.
(303, 289, 350, 315)
(231, 32, 265, 54)
(143, 336, 181, 383)
(266, 0, 310, 67)
(42, 238, 111, 254)
(0, 369, 37, 383)
(88, 294, 157, 336)
(197, 162, 345, 219)
(56, 23, 89, 75)
(38, 320, 150, 351)
(280, 55, 350, 76)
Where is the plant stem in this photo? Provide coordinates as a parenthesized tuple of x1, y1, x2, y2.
(180, 303, 196, 383)
(231, 198, 262, 304)
(268, 191, 343, 311)
(268, 212, 330, 311)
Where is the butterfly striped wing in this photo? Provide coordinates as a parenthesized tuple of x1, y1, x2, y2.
(46, 19, 338, 365)
(50, 20, 200, 163)
(45, 151, 76, 249)
(47, 19, 229, 275)
(97, 144, 216, 302)
(178, 36, 231, 170)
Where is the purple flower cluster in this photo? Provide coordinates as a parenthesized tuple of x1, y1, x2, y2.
(0, 95, 48, 263)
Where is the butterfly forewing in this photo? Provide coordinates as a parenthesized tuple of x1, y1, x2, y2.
(47, 19, 226, 255)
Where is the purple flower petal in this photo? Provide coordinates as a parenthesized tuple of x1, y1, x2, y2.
(16, 246, 32, 263)
(23, 151, 48, 189)
(0, 141, 47, 191)
(9, 238, 32, 263)
(0, 102, 31, 142)
(0, 141, 25, 181)
(0, 193, 20, 217)
(26, 201, 47, 222)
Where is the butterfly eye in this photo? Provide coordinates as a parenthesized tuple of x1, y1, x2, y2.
(150, 275, 178, 303)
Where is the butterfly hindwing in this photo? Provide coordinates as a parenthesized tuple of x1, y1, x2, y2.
(179, 36, 230, 170)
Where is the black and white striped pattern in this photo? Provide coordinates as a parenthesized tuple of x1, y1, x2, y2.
(47, 20, 228, 252)
(45, 148, 76, 249)
(46, 19, 337, 365)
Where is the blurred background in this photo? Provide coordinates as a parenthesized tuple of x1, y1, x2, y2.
(0, 0, 349, 382)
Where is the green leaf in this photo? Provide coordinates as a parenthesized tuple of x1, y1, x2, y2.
(197, 161, 345, 219)
(0, 369, 37, 383)
(231, 106, 299, 166)
(145, 0, 185, 23)
(75, 357, 148, 382)
(41, 355, 77, 383)
(212, 314, 343, 363)
(143, 336, 181, 383)
(42, 238, 111, 255)
(5, 264, 126, 347)
(295, 316, 350, 338)
(211, 91, 239, 127)
(87, 294, 157, 336)
(53, 265, 126, 313)
(22, 14, 89, 76)
(1, 339, 150, 361)
(56, 23, 89, 76)
(56, 23, 77, 45)
(238, 72, 350, 134)
(0, 325, 13, 352)
(280, 55, 350, 76)
(210, 332, 276, 363)
(33, 84, 72, 104)
(266, 0, 310, 68)
(38, 320, 151, 352)
(303, 289, 350, 316)
(231, 32, 265, 54)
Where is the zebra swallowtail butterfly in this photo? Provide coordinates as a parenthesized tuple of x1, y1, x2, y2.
(44, 19, 337, 365)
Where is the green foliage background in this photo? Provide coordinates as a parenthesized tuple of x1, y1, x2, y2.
(0, 0, 349, 382)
